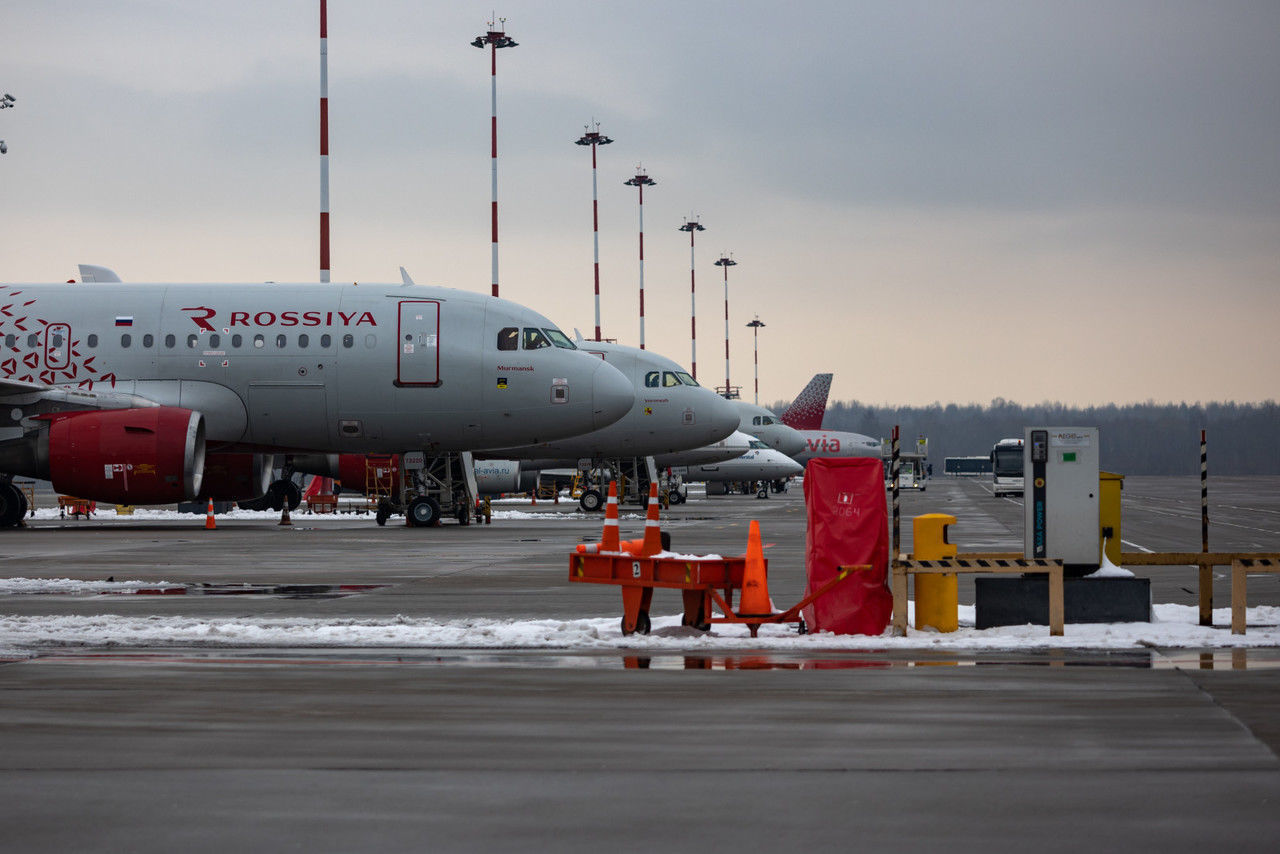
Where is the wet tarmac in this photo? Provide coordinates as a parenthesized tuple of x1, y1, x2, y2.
(1, 476, 1278, 852)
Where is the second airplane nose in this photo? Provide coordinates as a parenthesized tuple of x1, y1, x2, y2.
(590, 360, 635, 430)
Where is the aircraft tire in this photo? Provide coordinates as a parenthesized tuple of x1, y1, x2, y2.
(0, 482, 23, 528)
(579, 490, 604, 512)
(456, 506, 471, 526)
(406, 496, 441, 527)
(267, 480, 302, 512)
(667, 491, 685, 505)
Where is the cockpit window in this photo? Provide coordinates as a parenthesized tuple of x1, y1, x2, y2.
(663, 371, 682, 387)
(543, 328, 576, 349)
(497, 327, 518, 351)
(644, 371, 660, 388)
(675, 372, 697, 386)
(762, 416, 774, 425)
(523, 328, 551, 350)
(752, 416, 762, 426)
(749, 440, 768, 449)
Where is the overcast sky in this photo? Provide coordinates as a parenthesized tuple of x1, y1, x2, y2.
(3, 1, 1278, 406)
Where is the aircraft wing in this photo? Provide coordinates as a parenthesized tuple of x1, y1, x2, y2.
(0, 376, 159, 411)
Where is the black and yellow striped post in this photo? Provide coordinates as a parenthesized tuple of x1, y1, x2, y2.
(891, 425, 900, 564)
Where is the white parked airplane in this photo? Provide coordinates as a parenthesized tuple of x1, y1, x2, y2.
(0, 278, 634, 526)
(730, 399, 806, 457)
(677, 438, 804, 493)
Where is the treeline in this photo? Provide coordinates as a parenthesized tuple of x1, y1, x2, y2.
(768, 398, 1280, 475)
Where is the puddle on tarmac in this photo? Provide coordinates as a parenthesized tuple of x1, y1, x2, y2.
(14, 647, 1280, 671)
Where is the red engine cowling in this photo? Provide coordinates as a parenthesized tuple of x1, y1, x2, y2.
(47, 407, 206, 505)
(199, 453, 273, 501)
(337, 454, 402, 496)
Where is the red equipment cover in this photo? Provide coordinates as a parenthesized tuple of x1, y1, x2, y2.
(802, 457, 892, 635)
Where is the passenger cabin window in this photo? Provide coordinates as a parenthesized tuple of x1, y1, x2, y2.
(27, 334, 38, 347)
(342, 334, 354, 349)
(232, 334, 243, 348)
(209, 334, 220, 348)
(298, 334, 309, 348)
(522, 328, 550, 350)
(497, 327, 518, 351)
(120, 334, 132, 347)
(164, 334, 175, 349)
(365, 334, 376, 348)
(663, 371, 682, 387)
(187, 334, 198, 349)
(276, 334, 287, 349)
(142, 334, 154, 348)
(254, 334, 265, 349)
(84, 334, 96, 348)
(320, 334, 331, 348)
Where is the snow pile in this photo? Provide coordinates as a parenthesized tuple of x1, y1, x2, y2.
(1, 603, 1276, 654)
(0, 577, 179, 595)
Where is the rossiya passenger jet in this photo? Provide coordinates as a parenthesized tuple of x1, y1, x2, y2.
(0, 277, 634, 526)
(779, 373, 882, 465)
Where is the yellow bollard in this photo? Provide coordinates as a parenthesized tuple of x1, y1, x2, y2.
(914, 513, 958, 632)
(1099, 472, 1125, 566)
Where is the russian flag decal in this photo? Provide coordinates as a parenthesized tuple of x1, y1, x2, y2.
(114, 316, 133, 327)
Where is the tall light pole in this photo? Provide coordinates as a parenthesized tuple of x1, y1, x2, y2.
(318, 2, 330, 282)
(677, 218, 705, 379)
(471, 18, 518, 298)
(624, 167, 655, 349)
(746, 316, 765, 404)
(576, 122, 613, 340)
(714, 253, 737, 398)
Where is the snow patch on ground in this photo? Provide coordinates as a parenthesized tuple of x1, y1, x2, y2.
(1, 602, 1276, 654)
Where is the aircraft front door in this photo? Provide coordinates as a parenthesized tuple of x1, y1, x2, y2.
(397, 300, 440, 386)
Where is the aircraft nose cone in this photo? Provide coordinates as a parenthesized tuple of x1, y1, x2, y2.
(590, 360, 634, 430)
(704, 393, 742, 442)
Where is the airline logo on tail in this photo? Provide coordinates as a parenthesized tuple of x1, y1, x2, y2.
(780, 373, 832, 430)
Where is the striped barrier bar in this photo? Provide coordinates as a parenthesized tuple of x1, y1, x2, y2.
(893, 558, 1064, 637)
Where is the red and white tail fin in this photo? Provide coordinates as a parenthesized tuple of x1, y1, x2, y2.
(779, 373, 832, 430)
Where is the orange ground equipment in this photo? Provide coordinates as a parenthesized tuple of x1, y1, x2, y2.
(569, 481, 862, 637)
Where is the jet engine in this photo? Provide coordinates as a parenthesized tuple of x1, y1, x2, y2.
(43, 407, 206, 504)
(473, 460, 528, 495)
(198, 453, 273, 502)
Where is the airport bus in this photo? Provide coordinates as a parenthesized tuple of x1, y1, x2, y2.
(991, 437, 1024, 497)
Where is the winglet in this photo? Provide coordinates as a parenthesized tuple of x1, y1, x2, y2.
(78, 264, 122, 283)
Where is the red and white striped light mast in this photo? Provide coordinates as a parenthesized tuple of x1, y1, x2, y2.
(319, 0, 330, 282)
(714, 253, 737, 398)
(677, 217, 705, 379)
(746, 316, 765, 404)
(471, 18, 518, 298)
(575, 122, 613, 340)
(624, 167, 656, 349)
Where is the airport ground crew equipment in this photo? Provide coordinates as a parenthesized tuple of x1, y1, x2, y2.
(913, 513, 958, 632)
(57, 496, 94, 519)
(893, 558, 1065, 637)
(1231, 559, 1280, 635)
(569, 481, 860, 636)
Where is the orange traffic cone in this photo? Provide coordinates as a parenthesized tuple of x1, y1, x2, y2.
(737, 519, 773, 616)
(204, 498, 217, 530)
(640, 483, 663, 556)
(600, 480, 620, 552)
